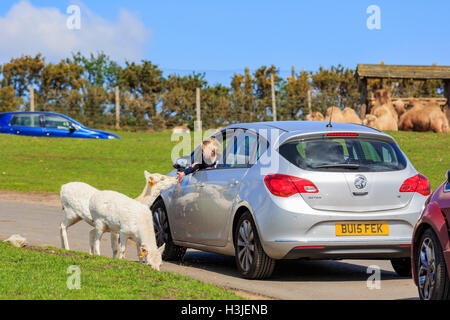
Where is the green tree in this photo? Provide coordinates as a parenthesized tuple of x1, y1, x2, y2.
(38, 59, 85, 121)
(161, 72, 206, 128)
(120, 60, 164, 128)
(279, 69, 310, 120)
(311, 65, 359, 113)
(202, 84, 232, 128)
(0, 86, 22, 112)
(253, 65, 281, 121)
(231, 67, 256, 123)
(1, 54, 45, 109)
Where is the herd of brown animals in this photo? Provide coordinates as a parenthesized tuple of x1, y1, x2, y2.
(305, 89, 450, 133)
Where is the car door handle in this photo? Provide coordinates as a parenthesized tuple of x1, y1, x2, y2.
(198, 183, 205, 188)
(231, 180, 240, 186)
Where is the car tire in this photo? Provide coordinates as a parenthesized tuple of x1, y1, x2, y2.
(390, 258, 412, 277)
(415, 228, 450, 300)
(234, 211, 276, 279)
(151, 198, 186, 261)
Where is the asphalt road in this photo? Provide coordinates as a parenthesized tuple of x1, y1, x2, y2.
(0, 200, 419, 300)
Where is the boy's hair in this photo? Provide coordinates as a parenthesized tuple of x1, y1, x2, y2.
(201, 137, 221, 155)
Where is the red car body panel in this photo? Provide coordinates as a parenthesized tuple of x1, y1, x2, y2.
(412, 181, 450, 286)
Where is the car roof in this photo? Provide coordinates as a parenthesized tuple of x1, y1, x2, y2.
(224, 120, 395, 145)
(0, 111, 82, 125)
(227, 120, 378, 133)
(0, 111, 67, 116)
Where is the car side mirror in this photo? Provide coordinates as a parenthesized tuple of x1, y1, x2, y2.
(173, 156, 190, 170)
(69, 125, 77, 133)
(446, 170, 450, 183)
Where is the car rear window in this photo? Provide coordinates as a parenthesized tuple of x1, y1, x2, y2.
(279, 137, 407, 172)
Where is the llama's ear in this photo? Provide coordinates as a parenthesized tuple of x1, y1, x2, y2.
(144, 170, 151, 181)
(158, 243, 166, 254)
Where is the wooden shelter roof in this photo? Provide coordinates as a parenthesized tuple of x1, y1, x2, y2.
(356, 64, 450, 80)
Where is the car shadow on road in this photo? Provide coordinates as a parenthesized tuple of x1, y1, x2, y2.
(178, 250, 407, 282)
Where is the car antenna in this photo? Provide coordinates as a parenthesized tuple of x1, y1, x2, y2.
(326, 107, 333, 128)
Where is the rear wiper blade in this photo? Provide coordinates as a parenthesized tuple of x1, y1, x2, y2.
(312, 164, 361, 169)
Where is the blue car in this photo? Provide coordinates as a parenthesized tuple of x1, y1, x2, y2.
(0, 111, 120, 139)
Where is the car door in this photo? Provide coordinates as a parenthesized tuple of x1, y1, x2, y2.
(8, 113, 44, 136)
(192, 129, 261, 246)
(43, 114, 72, 137)
(169, 129, 236, 243)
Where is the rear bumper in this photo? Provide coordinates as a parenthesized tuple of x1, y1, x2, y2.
(283, 243, 411, 260)
(250, 187, 425, 260)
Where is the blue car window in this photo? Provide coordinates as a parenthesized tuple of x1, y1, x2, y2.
(10, 114, 41, 127)
(44, 115, 70, 130)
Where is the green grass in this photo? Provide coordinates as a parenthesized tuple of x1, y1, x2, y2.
(0, 130, 448, 193)
(0, 132, 450, 197)
(388, 131, 449, 190)
(0, 130, 182, 197)
(0, 242, 242, 300)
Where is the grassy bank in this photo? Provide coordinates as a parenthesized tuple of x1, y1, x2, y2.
(0, 130, 448, 194)
(0, 242, 242, 300)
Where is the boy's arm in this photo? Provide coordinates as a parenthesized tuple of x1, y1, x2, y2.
(182, 163, 202, 176)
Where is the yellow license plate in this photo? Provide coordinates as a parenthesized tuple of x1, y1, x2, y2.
(335, 223, 389, 236)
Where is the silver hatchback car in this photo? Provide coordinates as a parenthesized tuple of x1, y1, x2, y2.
(152, 121, 430, 279)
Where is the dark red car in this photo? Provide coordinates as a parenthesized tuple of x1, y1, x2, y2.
(412, 170, 450, 300)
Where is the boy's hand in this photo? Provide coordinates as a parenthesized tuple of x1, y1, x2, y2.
(177, 171, 185, 183)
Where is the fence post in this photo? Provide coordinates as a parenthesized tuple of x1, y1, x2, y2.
(30, 86, 35, 112)
(271, 73, 277, 121)
(115, 86, 120, 129)
(307, 89, 312, 114)
(195, 87, 202, 132)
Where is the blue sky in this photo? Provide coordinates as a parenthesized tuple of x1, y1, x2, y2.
(0, 0, 449, 85)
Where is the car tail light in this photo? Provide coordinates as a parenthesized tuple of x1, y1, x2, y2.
(399, 174, 430, 196)
(326, 132, 359, 137)
(264, 174, 318, 197)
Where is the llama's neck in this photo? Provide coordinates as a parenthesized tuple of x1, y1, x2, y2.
(135, 183, 157, 206)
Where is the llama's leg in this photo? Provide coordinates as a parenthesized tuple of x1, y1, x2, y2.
(136, 243, 144, 263)
(88, 229, 96, 255)
(93, 225, 105, 256)
(111, 232, 120, 258)
(118, 233, 128, 259)
(60, 214, 82, 250)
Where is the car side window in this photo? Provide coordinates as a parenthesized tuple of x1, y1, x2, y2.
(44, 115, 71, 130)
(223, 129, 266, 168)
(10, 114, 41, 128)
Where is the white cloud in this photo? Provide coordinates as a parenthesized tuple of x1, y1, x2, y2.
(0, 0, 152, 63)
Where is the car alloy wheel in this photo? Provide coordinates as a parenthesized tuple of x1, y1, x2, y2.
(153, 206, 169, 247)
(151, 198, 186, 261)
(237, 219, 255, 272)
(418, 237, 436, 300)
(234, 211, 275, 279)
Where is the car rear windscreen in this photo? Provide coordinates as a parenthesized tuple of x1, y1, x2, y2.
(278, 137, 407, 172)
